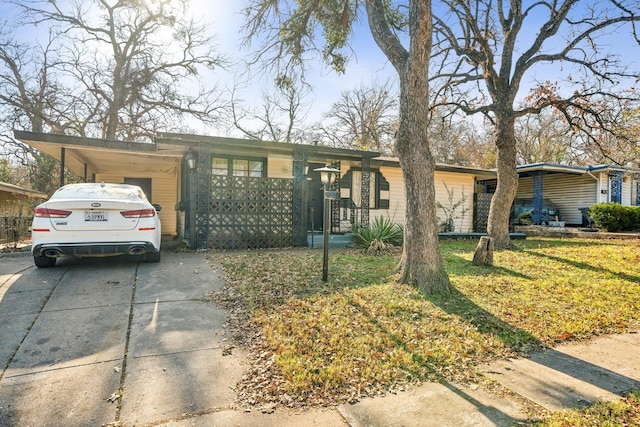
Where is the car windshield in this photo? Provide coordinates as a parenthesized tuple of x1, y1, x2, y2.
(51, 185, 145, 201)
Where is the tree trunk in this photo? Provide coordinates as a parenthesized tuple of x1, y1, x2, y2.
(486, 114, 519, 249)
(393, 1, 450, 295)
(395, 144, 451, 294)
(366, 0, 450, 294)
(472, 236, 494, 266)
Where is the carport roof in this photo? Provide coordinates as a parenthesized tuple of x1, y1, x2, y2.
(13, 130, 184, 179)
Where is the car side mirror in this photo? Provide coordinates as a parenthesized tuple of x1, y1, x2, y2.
(153, 203, 162, 212)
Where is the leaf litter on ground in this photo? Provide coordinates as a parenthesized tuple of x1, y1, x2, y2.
(206, 239, 640, 420)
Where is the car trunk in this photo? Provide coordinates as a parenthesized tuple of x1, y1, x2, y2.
(45, 199, 144, 232)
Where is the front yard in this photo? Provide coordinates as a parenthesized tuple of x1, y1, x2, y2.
(209, 237, 640, 423)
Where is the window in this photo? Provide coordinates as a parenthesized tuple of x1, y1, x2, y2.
(233, 159, 264, 177)
(211, 157, 265, 177)
(212, 158, 228, 176)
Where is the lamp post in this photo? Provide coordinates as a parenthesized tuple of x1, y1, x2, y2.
(314, 165, 340, 281)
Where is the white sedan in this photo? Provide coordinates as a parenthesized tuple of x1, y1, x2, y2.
(31, 182, 162, 268)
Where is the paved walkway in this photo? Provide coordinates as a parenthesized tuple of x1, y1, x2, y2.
(1, 250, 638, 426)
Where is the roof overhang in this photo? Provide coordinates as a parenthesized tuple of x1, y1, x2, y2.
(0, 182, 48, 199)
(372, 156, 496, 179)
(155, 132, 381, 163)
(13, 130, 184, 178)
(516, 163, 635, 178)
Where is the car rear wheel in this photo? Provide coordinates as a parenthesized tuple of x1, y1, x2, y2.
(146, 251, 161, 263)
(34, 255, 57, 268)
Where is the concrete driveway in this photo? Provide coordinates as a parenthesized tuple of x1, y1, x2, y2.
(0, 250, 236, 425)
(0, 251, 344, 427)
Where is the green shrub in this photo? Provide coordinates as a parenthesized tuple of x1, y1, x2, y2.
(588, 203, 640, 232)
(351, 216, 403, 255)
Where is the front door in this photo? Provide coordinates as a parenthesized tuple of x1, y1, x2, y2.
(306, 163, 325, 231)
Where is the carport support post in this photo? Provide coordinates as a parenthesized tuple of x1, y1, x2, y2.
(60, 147, 65, 188)
(532, 171, 544, 225)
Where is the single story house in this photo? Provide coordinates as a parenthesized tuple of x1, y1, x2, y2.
(14, 130, 496, 249)
(0, 181, 47, 243)
(0, 182, 47, 216)
(478, 163, 640, 226)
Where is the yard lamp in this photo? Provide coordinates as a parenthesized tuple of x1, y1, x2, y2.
(314, 165, 340, 281)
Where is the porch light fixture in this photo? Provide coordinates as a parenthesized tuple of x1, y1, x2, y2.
(314, 164, 340, 282)
(185, 150, 197, 171)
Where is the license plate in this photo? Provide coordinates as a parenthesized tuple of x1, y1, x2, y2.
(85, 211, 108, 221)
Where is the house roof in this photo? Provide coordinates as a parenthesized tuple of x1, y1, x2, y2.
(13, 130, 381, 179)
(516, 163, 634, 177)
(373, 156, 496, 178)
(155, 132, 381, 162)
(0, 182, 48, 199)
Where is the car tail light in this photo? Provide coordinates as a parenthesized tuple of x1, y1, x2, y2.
(34, 207, 72, 218)
(120, 208, 156, 218)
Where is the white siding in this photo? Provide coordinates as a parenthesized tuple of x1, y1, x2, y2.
(369, 166, 406, 225)
(369, 168, 476, 233)
(95, 171, 178, 236)
(622, 175, 633, 205)
(516, 174, 597, 225)
(434, 172, 475, 233)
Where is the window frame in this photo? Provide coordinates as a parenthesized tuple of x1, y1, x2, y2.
(210, 155, 267, 178)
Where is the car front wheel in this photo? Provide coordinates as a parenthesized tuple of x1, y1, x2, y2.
(34, 255, 57, 268)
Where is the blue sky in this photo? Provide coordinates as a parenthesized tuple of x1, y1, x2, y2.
(1, 0, 637, 137)
(0, 0, 396, 135)
(193, 0, 396, 128)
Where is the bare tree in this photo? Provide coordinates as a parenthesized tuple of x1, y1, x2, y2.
(431, 0, 640, 249)
(14, 0, 227, 141)
(514, 110, 573, 165)
(319, 80, 398, 155)
(0, 23, 69, 136)
(429, 108, 496, 167)
(242, 0, 451, 293)
(230, 75, 311, 143)
(576, 103, 640, 166)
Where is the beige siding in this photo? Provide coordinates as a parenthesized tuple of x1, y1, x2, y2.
(517, 174, 597, 225)
(268, 155, 293, 178)
(95, 171, 179, 236)
(0, 192, 33, 217)
(596, 172, 608, 204)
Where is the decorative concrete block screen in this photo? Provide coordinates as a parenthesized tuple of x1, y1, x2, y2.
(474, 192, 492, 233)
(208, 175, 294, 250)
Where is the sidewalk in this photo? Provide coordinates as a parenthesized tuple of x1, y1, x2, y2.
(336, 333, 640, 426)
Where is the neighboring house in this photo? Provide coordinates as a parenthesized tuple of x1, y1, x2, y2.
(478, 163, 640, 226)
(0, 181, 48, 243)
(14, 130, 496, 250)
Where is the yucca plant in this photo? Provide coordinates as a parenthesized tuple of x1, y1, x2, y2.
(351, 216, 403, 255)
